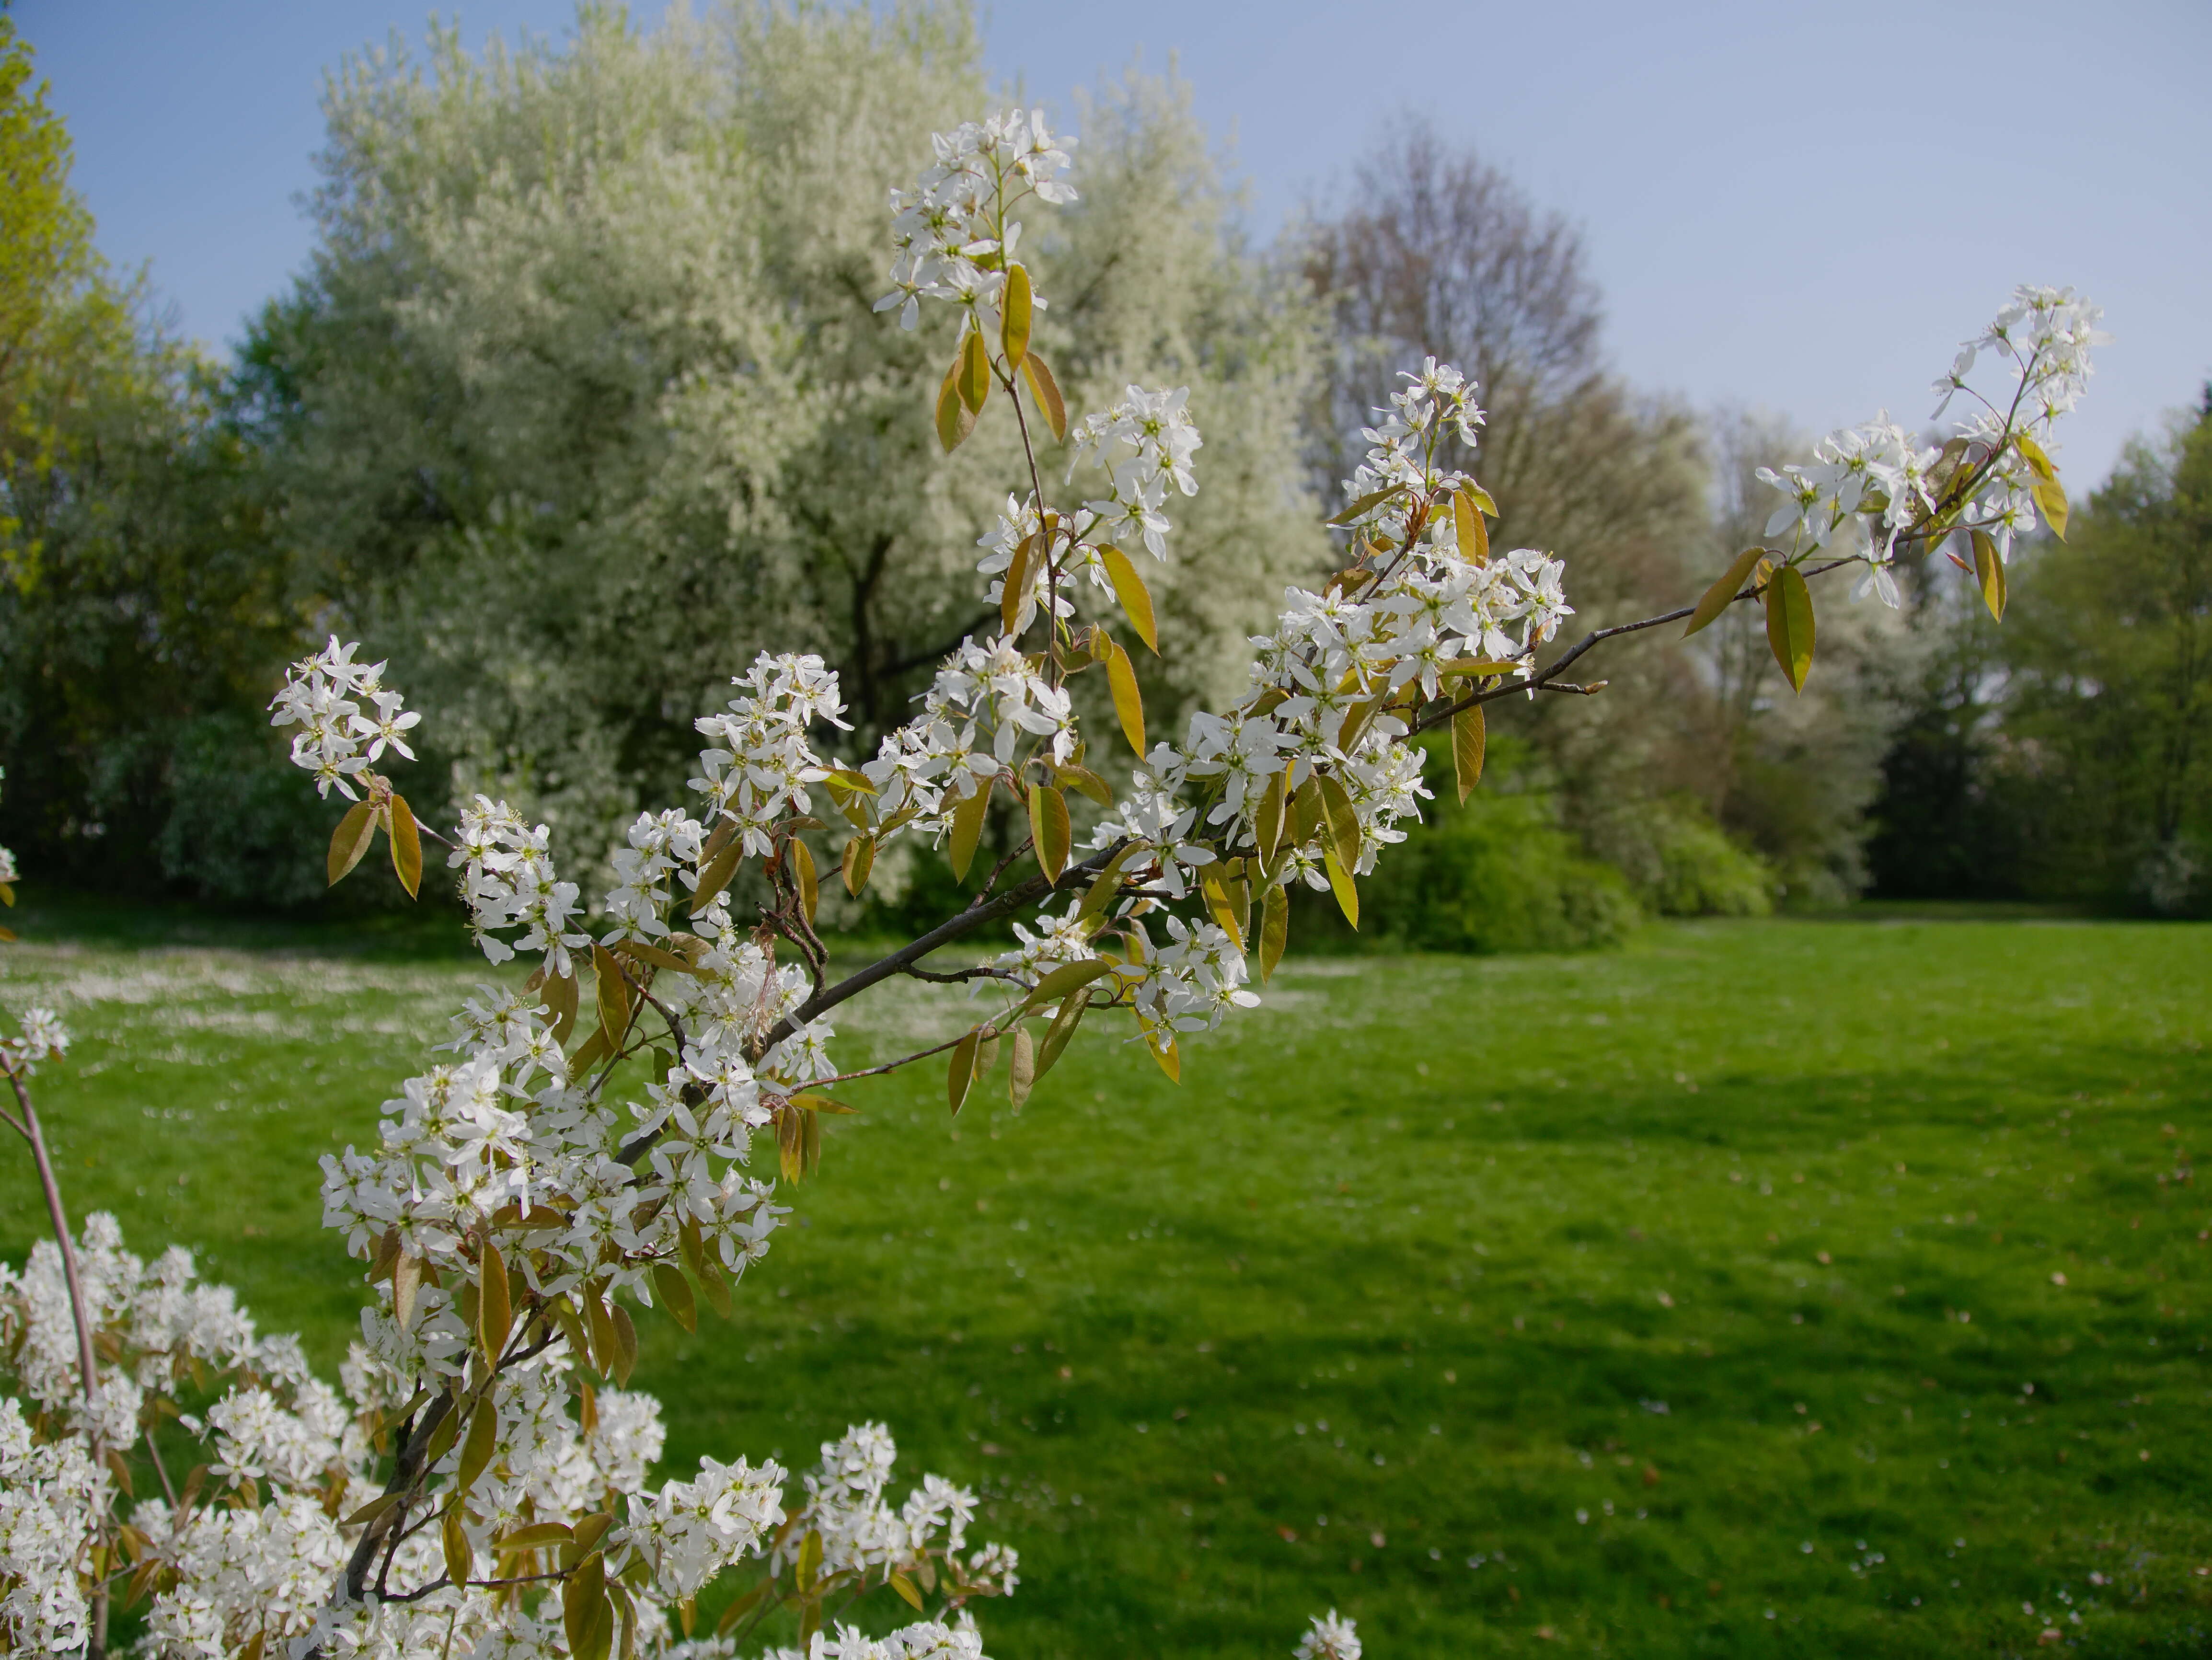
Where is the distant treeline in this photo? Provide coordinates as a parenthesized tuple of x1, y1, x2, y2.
(2, 3, 2205, 936)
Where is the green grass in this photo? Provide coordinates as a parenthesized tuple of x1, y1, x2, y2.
(1, 908, 2209, 1657)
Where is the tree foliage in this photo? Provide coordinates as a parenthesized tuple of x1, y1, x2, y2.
(0, 13, 303, 900)
(1872, 395, 2212, 912)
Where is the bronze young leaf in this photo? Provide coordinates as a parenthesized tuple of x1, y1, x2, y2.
(1684, 547, 1768, 638)
(935, 354, 976, 453)
(957, 328, 992, 415)
(326, 800, 378, 887)
(1452, 701, 1486, 804)
(1099, 544, 1159, 652)
(1971, 528, 2007, 622)
(1000, 262, 1032, 368)
(1021, 350, 1068, 442)
(388, 793, 424, 898)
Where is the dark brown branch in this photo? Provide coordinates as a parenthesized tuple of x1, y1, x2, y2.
(900, 964, 1022, 986)
(756, 841, 1124, 1055)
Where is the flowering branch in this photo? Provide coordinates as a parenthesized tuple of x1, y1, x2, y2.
(0, 104, 2104, 1660)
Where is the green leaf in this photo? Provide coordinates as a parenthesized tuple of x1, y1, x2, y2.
(1077, 842, 1142, 922)
(1007, 1029, 1037, 1113)
(565, 1023, 611, 1084)
(1316, 775, 1360, 872)
(651, 1262, 697, 1334)
(342, 1490, 405, 1529)
(935, 353, 976, 453)
(948, 779, 992, 882)
(789, 838, 818, 925)
(798, 1528, 824, 1591)
(495, 1521, 576, 1551)
(388, 793, 424, 899)
(1029, 783, 1071, 884)
(1260, 880, 1289, 981)
(1000, 532, 1039, 635)
(841, 833, 876, 898)
(1452, 701, 1486, 804)
(477, 1239, 511, 1367)
(610, 1304, 638, 1385)
(1763, 563, 1816, 693)
(1326, 484, 1405, 527)
(1460, 482, 1499, 516)
(1323, 847, 1359, 930)
(690, 840, 745, 915)
(1020, 957, 1117, 1016)
(1683, 547, 1768, 638)
(612, 940, 699, 979)
(1000, 263, 1032, 368)
(714, 1580, 771, 1638)
(1099, 544, 1158, 653)
(592, 943, 632, 1046)
(457, 1396, 497, 1497)
(443, 1504, 473, 1588)
(1022, 351, 1069, 442)
(423, 1390, 463, 1467)
(1105, 639, 1146, 756)
(536, 968, 578, 1048)
(1052, 761, 1114, 807)
(1452, 488, 1490, 563)
(585, 1289, 619, 1379)
(1201, 871, 1246, 949)
(957, 328, 991, 414)
(1970, 529, 2007, 622)
(1035, 991, 1089, 1081)
(947, 1027, 982, 1115)
(326, 800, 378, 887)
(2014, 431, 2057, 482)
(564, 1552, 611, 1660)
(890, 1569, 926, 1613)
(1141, 1019, 1181, 1083)
(2032, 474, 2069, 541)
(1254, 769, 1287, 860)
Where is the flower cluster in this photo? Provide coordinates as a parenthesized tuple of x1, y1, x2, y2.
(971, 386, 1206, 639)
(453, 794, 592, 973)
(691, 653, 850, 858)
(1761, 285, 2109, 594)
(863, 636, 1076, 830)
(267, 636, 421, 799)
(876, 109, 1076, 334)
(620, 1451, 786, 1600)
(0, 1397, 103, 1652)
(1296, 1611, 1363, 1660)
(0, 1005, 67, 1079)
(776, 1424, 1016, 1600)
(0, 1211, 1002, 1660)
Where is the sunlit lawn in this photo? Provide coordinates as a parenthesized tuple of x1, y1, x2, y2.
(2, 903, 2209, 1657)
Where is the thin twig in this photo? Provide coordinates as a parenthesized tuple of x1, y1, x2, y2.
(899, 964, 1021, 987)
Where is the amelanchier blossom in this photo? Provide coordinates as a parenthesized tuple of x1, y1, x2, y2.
(0, 102, 2101, 1660)
(1760, 285, 2108, 601)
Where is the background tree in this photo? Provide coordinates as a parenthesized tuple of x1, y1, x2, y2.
(1299, 123, 1900, 915)
(0, 10, 302, 904)
(246, 1, 1325, 894)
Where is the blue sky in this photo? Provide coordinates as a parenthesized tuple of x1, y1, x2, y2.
(23, 0, 2211, 487)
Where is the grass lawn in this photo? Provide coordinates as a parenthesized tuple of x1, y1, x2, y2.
(1, 905, 2209, 1657)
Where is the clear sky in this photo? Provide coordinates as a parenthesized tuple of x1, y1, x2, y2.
(23, 0, 2210, 487)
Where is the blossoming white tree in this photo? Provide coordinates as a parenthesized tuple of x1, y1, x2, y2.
(0, 107, 2102, 1660)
